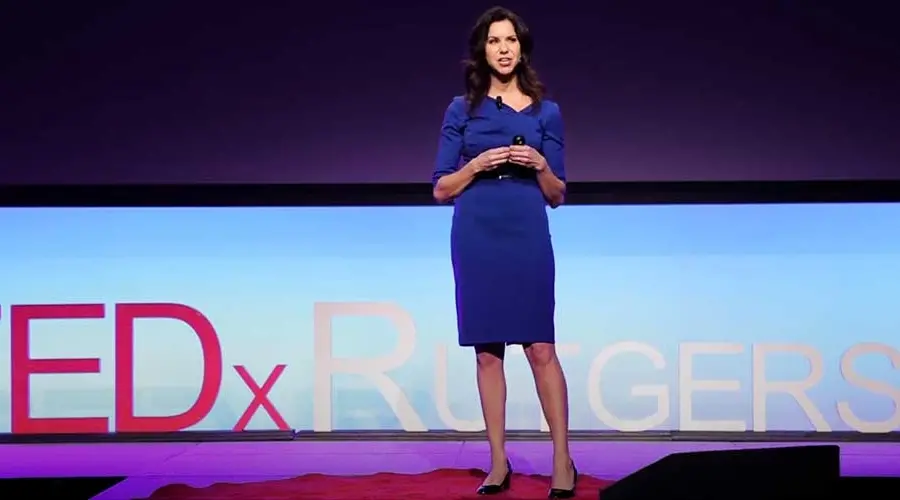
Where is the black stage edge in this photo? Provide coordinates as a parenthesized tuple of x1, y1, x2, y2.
(2, 430, 897, 444)
(601, 445, 839, 500)
(2, 179, 900, 207)
(0, 477, 127, 499)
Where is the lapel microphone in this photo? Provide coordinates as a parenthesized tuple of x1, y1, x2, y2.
(495, 96, 503, 110)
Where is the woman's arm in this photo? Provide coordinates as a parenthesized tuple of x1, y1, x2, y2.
(535, 161, 566, 208)
(431, 98, 470, 204)
(434, 161, 479, 204)
(537, 102, 567, 208)
(431, 97, 509, 203)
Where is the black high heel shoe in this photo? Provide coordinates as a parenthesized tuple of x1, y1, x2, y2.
(548, 462, 578, 499)
(476, 459, 512, 495)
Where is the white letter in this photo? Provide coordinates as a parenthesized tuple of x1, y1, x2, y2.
(434, 343, 482, 431)
(679, 342, 746, 431)
(837, 343, 900, 433)
(313, 302, 425, 432)
(752, 343, 829, 432)
(588, 341, 669, 431)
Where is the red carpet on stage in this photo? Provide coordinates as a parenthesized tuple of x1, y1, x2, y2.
(145, 469, 613, 499)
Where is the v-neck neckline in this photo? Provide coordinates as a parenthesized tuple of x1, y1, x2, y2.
(487, 95, 534, 114)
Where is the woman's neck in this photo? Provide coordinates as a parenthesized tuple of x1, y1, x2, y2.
(489, 74, 518, 96)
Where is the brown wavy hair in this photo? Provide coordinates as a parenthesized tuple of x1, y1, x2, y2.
(463, 6, 546, 114)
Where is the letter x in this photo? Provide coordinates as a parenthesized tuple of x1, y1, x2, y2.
(232, 364, 290, 431)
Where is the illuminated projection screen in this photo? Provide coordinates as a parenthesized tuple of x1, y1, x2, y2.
(1, 203, 898, 435)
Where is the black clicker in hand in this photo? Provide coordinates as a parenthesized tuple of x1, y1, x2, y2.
(509, 135, 547, 171)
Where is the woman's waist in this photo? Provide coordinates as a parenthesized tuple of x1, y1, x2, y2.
(472, 163, 538, 182)
(454, 185, 548, 219)
(459, 178, 543, 200)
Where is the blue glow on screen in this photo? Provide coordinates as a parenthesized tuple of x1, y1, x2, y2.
(0, 203, 898, 433)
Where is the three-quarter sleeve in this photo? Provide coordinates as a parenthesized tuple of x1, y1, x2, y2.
(431, 97, 466, 186)
(541, 102, 567, 182)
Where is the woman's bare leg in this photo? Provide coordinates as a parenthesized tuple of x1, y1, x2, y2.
(524, 342, 575, 489)
(475, 343, 509, 484)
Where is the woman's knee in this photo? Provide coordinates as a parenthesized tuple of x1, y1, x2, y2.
(524, 342, 556, 367)
(475, 343, 506, 368)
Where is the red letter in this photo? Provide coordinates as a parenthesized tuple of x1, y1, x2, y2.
(9, 304, 108, 434)
(232, 364, 290, 431)
(115, 303, 223, 432)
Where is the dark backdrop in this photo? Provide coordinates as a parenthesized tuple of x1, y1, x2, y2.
(2, 0, 898, 185)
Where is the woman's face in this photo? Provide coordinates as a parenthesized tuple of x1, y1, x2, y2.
(484, 20, 520, 76)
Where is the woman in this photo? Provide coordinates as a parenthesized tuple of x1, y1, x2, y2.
(431, 6, 577, 498)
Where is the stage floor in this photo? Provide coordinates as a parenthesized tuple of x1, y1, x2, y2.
(0, 440, 897, 499)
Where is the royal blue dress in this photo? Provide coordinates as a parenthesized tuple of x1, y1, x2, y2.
(432, 95, 566, 347)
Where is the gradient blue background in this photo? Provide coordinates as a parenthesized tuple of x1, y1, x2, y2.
(1, 203, 899, 433)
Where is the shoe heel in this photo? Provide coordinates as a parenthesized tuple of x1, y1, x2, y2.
(547, 461, 577, 499)
(477, 459, 513, 496)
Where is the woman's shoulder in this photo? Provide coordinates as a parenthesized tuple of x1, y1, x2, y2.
(441, 96, 473, 126)
(446, 95, 468, 113)
(538, 99, 561, 115)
